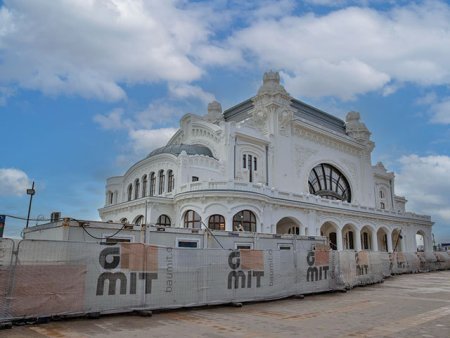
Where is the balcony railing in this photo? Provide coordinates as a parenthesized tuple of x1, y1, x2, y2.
(101, 180, 431, 222)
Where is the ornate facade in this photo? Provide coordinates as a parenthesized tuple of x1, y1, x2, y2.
(99, 72, 433, 252)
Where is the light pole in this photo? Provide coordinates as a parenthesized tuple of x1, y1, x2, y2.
(25, 181, 35, 229)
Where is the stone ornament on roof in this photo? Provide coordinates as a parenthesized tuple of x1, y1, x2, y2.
(345, 111, 371, 142)
(249, 71, 294, 135)
(205, 100, 224, 123)
(257, 71, 290, 97)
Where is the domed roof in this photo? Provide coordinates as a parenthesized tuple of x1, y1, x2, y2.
(147, 143, 214, 159)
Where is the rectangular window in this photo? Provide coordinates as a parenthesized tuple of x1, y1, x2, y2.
(277, 244, 292, 250)
(192, 176, 199, 182)
(254, 157, 257, 171)
(104, 236, 132, 244)
(235, 243, 253, 250)
(243, 154, 246, 168)
(177, 239, 199, 248)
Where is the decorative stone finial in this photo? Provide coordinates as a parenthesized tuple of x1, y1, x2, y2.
(257, 70, 289, 96)
(346, 111, 361, 122)
(205, 100, 223, 123)
(345, 111, 371, 143)
(376, 161, 386, 170)
(208, 100, 222, 115)
(263, 71, 281, 85)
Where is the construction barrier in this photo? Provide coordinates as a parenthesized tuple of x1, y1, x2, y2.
(0, 239, 449, 322)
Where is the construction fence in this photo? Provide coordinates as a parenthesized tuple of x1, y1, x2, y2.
(1, 238, 449, 322)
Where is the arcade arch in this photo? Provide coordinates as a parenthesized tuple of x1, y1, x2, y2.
(276, 217, 302, 235)
(320, 221, 339, 250)
(416, 230, 426, 252)
(342, 224, 356, 250)
(377, 227, 389, 252)
(392, 228, 403, 252)
(360, 225, 374, 250)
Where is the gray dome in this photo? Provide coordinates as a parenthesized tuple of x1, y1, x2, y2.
(147, 144, 214, 158)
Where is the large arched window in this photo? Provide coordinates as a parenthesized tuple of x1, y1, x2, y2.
(158, 170, 165, 195)
(156, 214, 171, 227)
(150, 172, 156, 196)
(134, 179, 140, 199)
(142, 175, 148, 197)
(308, 163, 351, 202)
(134, 215, 144, 225)
(208, 214, 225, 230)
(184, 210, 201, 228)
(127, 184, 132, 201)
(167, 170, 174, 192)
(233, 210, 256, 232)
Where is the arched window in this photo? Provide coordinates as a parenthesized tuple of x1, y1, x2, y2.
(208, 214, 225, 230)
(233, 210, 256, 232)
(150, 172, 156, 196)
(158, 170, 165, 195)
(378, 187, 388, 210)
(134, 179, 140, 199)
(167, 170, 174, 192)
(108, 191, 113, 205)
(156, 214, 171, 227)
(134, 215, 144, 225)
(142, 175, 148, 197)
(184, 210, 201, 228)
(127, 184, 132, 201)
(120, 217, 128, 223)
(308, 163, 351, 202)
(242, 153, 258, 183)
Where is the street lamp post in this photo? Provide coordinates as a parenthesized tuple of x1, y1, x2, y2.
(25, 181, 35, 229)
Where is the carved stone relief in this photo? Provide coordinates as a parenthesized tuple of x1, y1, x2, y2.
(295, 145, 318, 177)
(278, 110, 293, 136)
(293, 125, 361, 156)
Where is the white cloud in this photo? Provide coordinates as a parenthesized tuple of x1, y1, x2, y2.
(135, 101, 183, 128)
(0, 0, 213, 101)
(0, 168, 31, 196)
(3, 1, 450, 102)
(395, 155, 450, 224)
(0, 86, 14, 106)
(93, 108, 128, 130)
(281, 59, 389, 100)
(229, 1, 450, 99)
(168, 83, 215, 105)
(94, 104, 179, 166)
(304, 0, 350, 6)
(128, 128, 177, 154)
(430, 98, 450, 124)
(416, 93, 450, 125)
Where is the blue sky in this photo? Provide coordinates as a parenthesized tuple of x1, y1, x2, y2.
(1, 0, 449, 243)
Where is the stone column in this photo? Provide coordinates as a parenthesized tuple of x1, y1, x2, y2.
(226, 214, 234, 232)
(336, 228, 343, 251)
(355, 227, 362, 251)
(387, 231, 393, 252)
(371, 231, 378, 252)
(300, 225, 306, 236)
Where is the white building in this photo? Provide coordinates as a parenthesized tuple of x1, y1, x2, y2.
(99, 71, 433, 253)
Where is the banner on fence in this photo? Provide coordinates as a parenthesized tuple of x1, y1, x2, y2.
(0, 239, 449, 322)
